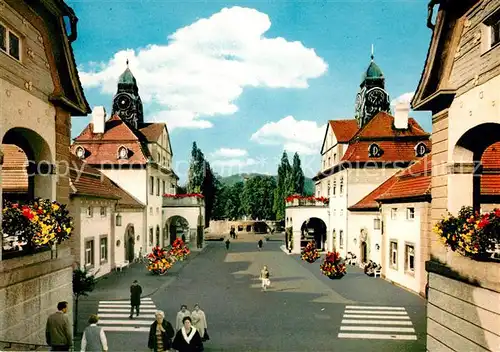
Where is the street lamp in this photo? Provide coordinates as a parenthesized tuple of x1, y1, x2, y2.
(116, 213, 122, 227)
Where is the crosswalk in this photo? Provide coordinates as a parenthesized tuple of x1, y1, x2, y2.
(97, 297, 157, 332)
(338, 305, 417, 341)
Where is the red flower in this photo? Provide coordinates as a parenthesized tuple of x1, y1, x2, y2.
(21, 206, 34, 220)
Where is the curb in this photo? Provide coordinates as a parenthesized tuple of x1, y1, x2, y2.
(82, 244, 211, 301)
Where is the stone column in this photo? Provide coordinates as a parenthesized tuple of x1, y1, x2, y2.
(292, 230, 301, 254)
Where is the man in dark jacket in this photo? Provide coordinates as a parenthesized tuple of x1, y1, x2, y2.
(130, 280, 142, 319)
(46, 301, 73, 351)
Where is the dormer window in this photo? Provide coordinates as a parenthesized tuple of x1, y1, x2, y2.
(76, 146, 86, 159)
(368, 143, 383, 158)
(415, 142, 428, 157)
(117, 146, 129, 159)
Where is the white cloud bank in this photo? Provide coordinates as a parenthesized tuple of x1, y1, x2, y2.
(250, 115, 326, 155)
(79, 7, 327, 130)
(211, 148, 248, 158)
(391, 91, 415, 106)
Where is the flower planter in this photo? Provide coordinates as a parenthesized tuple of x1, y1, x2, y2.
(327, 273, 344, 280)
(305, 258, 317, 263)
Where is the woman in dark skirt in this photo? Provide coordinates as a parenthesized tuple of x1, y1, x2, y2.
(148, 310, 175, 352)
(172, 316, 204, 352)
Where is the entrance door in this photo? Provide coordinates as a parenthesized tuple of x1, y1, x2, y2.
(360, 241, 367, 263)
(126, 226, 135, 262)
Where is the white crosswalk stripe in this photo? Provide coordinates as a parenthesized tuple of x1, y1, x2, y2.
(96, 297, 157, 333)
(338, 305, 417, 341)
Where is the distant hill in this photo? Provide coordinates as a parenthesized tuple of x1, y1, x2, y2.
(218, 173, 315, 196)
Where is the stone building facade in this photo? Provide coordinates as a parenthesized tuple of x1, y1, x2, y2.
(411, 0, 500, 350)
(0, 0, 90, 345)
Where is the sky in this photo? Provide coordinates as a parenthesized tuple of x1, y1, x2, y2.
(68, 0, 433, 184)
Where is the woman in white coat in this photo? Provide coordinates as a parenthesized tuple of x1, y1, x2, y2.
(190, 304, 209, 341)
(176, 305, 191, 331)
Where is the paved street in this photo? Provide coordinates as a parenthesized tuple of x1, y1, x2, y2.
(77, 238, 426, 351)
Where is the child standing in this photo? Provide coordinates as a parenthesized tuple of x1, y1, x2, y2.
(260, 265, 270, 291)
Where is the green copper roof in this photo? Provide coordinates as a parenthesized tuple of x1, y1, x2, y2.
(362, 59, 384, 83)
(118, 67, 137, 85)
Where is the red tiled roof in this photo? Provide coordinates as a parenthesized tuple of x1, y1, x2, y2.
(1, 144, 28, 193)
(349, 173, 400, 210)
(70, 142, 149, 165)
(139, 123, 165, 142)
(329, 119, 359, 143)
(341, 140, 431, 163)
(482, 142, 500, 169)
(74, 115, 140, 142)
(355, 112, 429, 139)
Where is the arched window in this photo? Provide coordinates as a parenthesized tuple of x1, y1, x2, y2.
(340, 177, 344, 195)
(333, 178, 337, 196)
(76, 146, 86, 159)
(117, 146, 129, 159)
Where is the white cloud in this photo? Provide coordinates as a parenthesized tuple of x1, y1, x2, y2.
(79, 7, 327, 130)
(250, 115, 326, 156)
(211, 148, 248, 158)
(391, 92, 415, 106)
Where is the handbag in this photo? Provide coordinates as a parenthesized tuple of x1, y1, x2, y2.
(203, 328, 210, 341)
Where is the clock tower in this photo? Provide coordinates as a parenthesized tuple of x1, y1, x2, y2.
(354, 52, 391, 128)
(111, 60, 144, 129)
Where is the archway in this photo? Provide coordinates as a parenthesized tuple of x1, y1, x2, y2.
(167, 216, 189, 245)
(452, 123, 500, 213)
(1, 127, 54, 202)
(300, 218, 327, 250)
(125, 225, 135, 262)
(360, 228, 369, 263)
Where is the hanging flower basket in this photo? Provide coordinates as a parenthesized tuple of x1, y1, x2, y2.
(320, 251, 346, 279)
(301, 241, 320, 263)
(146, 246, 174, 275)
(2, 199, 73, 253)
(434, 206, 500, 260)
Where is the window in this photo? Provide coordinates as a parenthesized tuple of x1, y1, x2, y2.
(327, 181, 331, 196)
(323, 160, 326, 169)
(390, 241, 398, 269)
(391, 208, 397, 220)
(115, 214, 122, 226)
(156, 178, 160, 196)
(340, 177, 344, 195)
(100, 206, 106, 217)
(339, 230, 344, 249)
(334, 153, 337, 163)
(85, 240, 94, 267)
(149, 207, 153, 215)
(374, 217, 381, 230)
(149, 228, 153, 246)
(0, 23, 21, 61)
(340, 209, 343, 217)
(483, 10, 500, 51)
(86, 206, 93, 218)
(156, 226, 160, 246)
(406, 207, 415, 220)
(328, 157, 331, 166)
(150, 176, 154, 195)
(405, 244, 415, 274)
(332, 229, 336, 246)
(157, 152, 161, 163)
(156, 207, 159, 214)
(333, 178, 336, 196)
(333, 209, 336, 217)
(162, 180, 166, 195)
(100, 237, 108, 263)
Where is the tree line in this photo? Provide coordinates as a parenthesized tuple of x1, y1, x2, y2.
(185, 143, 307, 222)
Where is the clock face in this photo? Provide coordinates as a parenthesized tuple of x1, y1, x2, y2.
(115, 94, 131, 110)
(364, 88, 387, 116)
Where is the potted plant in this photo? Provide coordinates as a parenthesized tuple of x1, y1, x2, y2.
(320, 251, 346, 279)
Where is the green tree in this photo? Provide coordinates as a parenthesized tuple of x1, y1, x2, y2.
(291, 152, 305, 195)
(73, 268, 96, 335)
(187, 142, 204, 193)
(273, 151, 292, 220)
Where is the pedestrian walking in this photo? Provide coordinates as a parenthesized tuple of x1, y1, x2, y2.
(225, 238, 230, 250)
(129, 280, 142, 319)
(260, 265, 271, 291)
(257, 239, 263, 251)
(191, 304, 209, 342)
(172, 316, 204, 352)
(80, 314, 108, 352)
(148, 310, 175, 352)
(229, 227, 235, 239)
(176, 305, 191, 331)
(45, 301, 73, 351)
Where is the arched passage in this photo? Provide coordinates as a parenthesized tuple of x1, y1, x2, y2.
(451, 123, 500, 213)
(301, 217, 327, 250)
(124, 224, 135, 262)
(1, 127, 54, 202)
(166, 216, 189, 245)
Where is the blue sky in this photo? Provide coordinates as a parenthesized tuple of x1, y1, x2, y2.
(68, 0, 432, 184)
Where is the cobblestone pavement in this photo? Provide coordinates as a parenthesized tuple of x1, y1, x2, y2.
(76, 240, 426, 351)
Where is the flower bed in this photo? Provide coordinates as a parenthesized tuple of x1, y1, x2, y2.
(320, 251, 346, 279)
(301, 241, 320, 263)
(434, 206, 500, 260)
(168, 238, 190, 261)
(146, 246, 174, 275)
(2, 199, 73, 255)
(285, 194, 328, 205)
(163, 193, 204, 199)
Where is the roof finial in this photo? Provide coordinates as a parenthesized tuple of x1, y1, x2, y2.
(126, 58, 129, 67)
(371, 44, 374, 61)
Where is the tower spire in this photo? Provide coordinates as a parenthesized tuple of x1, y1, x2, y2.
(126, 58, 129, 67)
(371, 44, 374, 61)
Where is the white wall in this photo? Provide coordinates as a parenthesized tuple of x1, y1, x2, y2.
(78, 198, 115, 278)
(348, 212, 382, 264)
(114, 209, 144, 264)
(101, 169, 148, 204)
(285, 205, 329, 254)
(381, 202, 422, 294)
